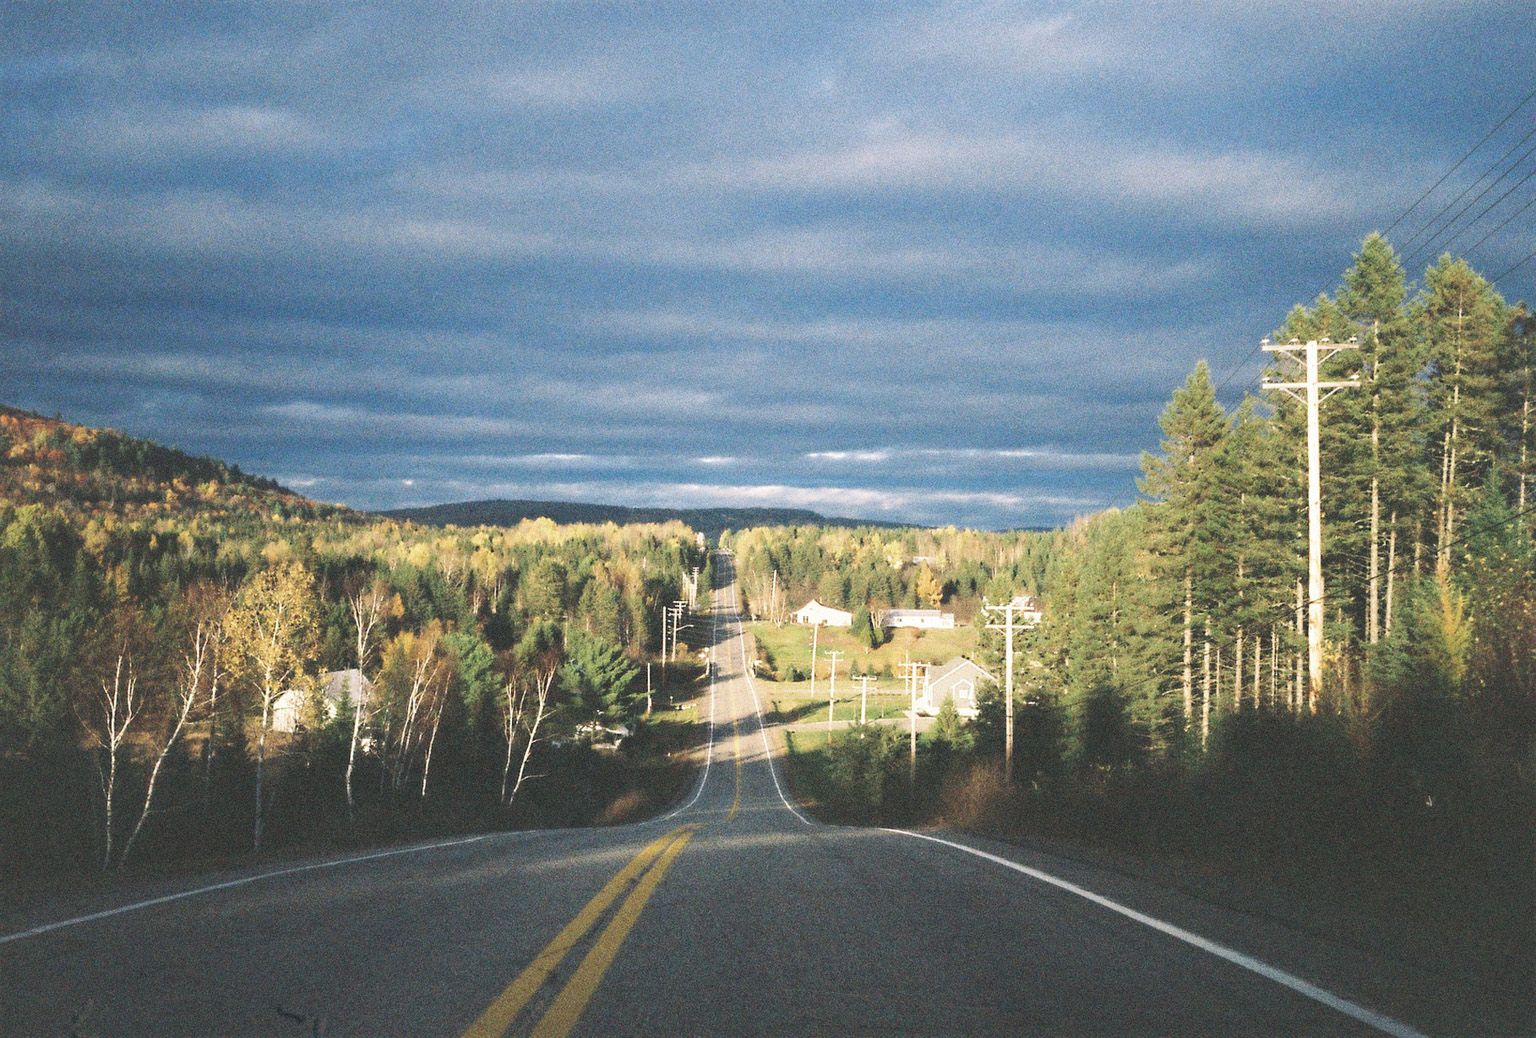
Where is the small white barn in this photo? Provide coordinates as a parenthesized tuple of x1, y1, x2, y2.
(792, 599, 853, 627)
(880, 609, 955, 630)
(916, 657, 995, 718)
(272, 669, 374, 733)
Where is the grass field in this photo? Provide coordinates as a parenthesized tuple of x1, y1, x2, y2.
(747, 620, 978, 680)
(770, 691, 909, 725)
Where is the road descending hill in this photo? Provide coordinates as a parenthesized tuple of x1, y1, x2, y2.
(0, 558, 1495, 1036)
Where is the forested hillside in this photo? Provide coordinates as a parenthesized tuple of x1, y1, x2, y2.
(0, 414, 707, 878)
(0, 406, 337, 524)
(725, 523, 1058, 626)
(383, 498, 907, 539)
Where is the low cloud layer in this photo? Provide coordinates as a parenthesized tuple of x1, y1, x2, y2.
(4, 2, 1531, 528)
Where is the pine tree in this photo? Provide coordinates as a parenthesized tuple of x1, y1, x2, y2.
(1341, 234, 1421, 643)
(560, 630, 640, 729)
(1417, 256, 1508, 571)
(1139, 361, 1231, 733)
(1498, 304, 1535, 522)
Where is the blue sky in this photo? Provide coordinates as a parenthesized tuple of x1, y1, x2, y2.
(4, 2, 1534, 528)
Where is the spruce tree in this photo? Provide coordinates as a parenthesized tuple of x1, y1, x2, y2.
(1416, 255, 1508, 571)
(1139, 361, 1231, 733)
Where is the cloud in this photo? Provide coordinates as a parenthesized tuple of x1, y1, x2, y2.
(55, 105, 330, 161)
(804, 447, 1141, 471)
(683, 129, 1362, 228)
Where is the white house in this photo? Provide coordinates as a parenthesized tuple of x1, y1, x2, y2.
(272, 669, 374, 733)
(916, 657, 995, 718)
(792, 599, 853, 627)
(880, 608, 955, 630)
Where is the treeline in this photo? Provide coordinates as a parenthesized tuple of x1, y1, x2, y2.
(0, 498, 705, 877)
(796, 238, 1533, 992)
(1025, 236, 1533, 766)
(724, 524, 1056, 626)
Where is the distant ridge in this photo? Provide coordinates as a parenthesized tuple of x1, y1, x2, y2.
(377, 498, 910, 538)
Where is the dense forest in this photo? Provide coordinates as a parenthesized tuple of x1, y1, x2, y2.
(384, 498, 907, 540)
(1, 411, 707, 877)
(726, 523, 1054, 627)
(789, 238, 1533, 987)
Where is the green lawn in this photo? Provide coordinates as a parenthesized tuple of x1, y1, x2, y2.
(771, 692, 909, 725)
(747, 620, 978, 681)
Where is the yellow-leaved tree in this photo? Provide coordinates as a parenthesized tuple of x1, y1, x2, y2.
(225, 560, 318, 852)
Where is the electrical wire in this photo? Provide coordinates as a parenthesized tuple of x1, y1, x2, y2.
(1397, 122, 1536, 262)
(1384, 85, 1536, 239)
(1400, 135, 1536, 271)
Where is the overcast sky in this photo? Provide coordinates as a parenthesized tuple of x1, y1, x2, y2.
(4, 3, 1534, 528)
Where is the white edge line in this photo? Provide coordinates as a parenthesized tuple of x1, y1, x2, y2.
(0, 829, 535, 947)
(653, 591, 718, 824)
(5, 561, 724, 946)
(881, 828, 1431, 1038)
(730, 570, 813, 826)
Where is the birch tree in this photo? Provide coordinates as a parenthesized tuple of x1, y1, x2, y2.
(80, 652, 139, 870)
(225, 562, 319, 852)
(503, 621, 562, 805)
(119, 584, 227, 868)
(344, 577, 394, 815)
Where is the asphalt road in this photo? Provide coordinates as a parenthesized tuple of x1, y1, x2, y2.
(0, 560, 1498, 1036)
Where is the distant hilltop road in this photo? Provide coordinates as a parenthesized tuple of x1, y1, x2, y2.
(376, 498, 911, 538)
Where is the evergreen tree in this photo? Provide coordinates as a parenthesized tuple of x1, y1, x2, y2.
(1417, 255, 1508, 570)
(560, 630, 640, 729)
(1139, 361, 1231, 734)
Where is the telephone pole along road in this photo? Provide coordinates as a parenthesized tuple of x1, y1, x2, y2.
(0, 555, 1489, 1036)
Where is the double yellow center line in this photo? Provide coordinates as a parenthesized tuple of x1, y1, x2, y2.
(461, 824, 698, 1038)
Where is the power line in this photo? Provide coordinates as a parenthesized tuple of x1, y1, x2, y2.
(1397, 121, 1536, 260)
(1383, 84, 1536, 238)
(1489, 244, 1536, 286)
(1437, 158, 1536, 258)
(1400, 131, 1536, 270)
(1461, 184, 1536, 260)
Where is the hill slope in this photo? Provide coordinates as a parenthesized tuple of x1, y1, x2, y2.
(378, 498, 910, 538)
(0, 405, 342, 523)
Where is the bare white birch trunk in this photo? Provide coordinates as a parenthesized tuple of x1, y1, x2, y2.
(121, 624, 211, 868)
(90, 655, 139, 870)
(1384, 518, 1398, 639)
(508, 670, 554, 806)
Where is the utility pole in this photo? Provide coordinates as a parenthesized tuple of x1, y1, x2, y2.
(824, 650, 843, 733)
(983, 597, 1023, 784)
(660, 603, 670, 699)
(855, 674, 874, 725)
(690, 566, 700, 610)
(808, 623, 820, 700)
(645, 661, 652, 715)
(771, 571, 779, 624)
(1263, 336, 1359, 710)
(671, 599, 688, 662)
(898, 662, 927, 787)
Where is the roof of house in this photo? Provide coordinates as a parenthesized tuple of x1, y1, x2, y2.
(884, 609, 948, 619)
(277, 669, 373, 708)
(795, 599, 851, 616)
(926, 657, 996, 689)
(319, 669, 373, 708)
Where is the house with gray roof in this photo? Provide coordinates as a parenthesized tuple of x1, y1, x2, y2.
(916, 657, 995, 718)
